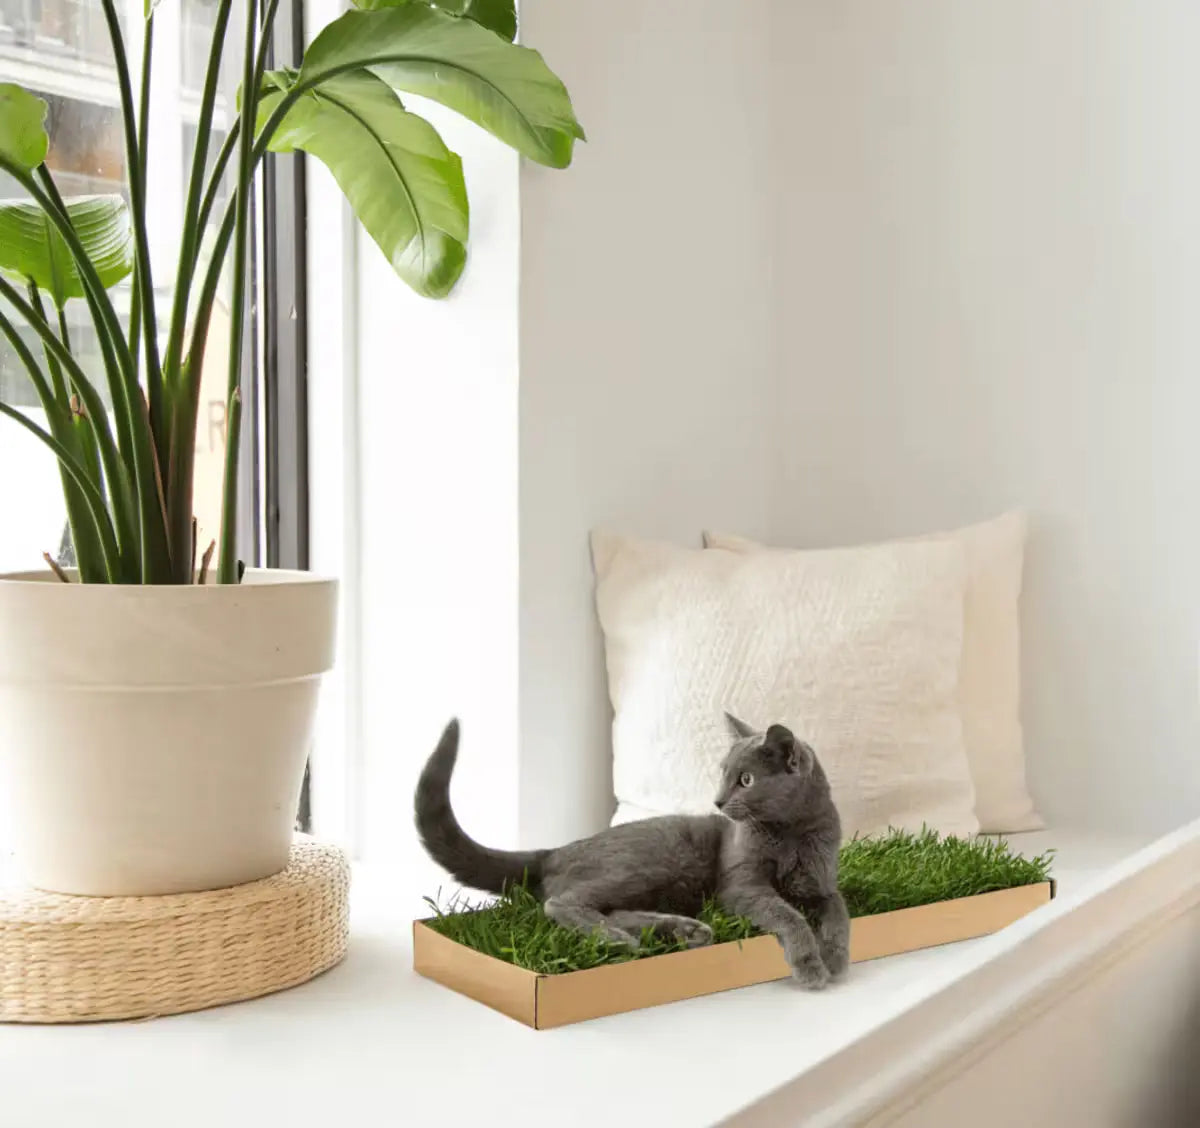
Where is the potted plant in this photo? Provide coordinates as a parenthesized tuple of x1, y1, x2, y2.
(0, 0, 581, 896)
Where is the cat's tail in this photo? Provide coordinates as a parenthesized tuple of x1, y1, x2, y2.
(414, 719, 548, 895)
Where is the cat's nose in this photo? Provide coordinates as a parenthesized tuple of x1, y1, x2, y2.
(714, 798, 726, 811)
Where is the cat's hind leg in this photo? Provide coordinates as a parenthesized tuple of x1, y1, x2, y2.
(544, 896, 640, 949)
(607, 910, 714, 949)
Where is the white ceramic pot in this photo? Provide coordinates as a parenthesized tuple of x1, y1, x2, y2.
(0, 568, 337, 896)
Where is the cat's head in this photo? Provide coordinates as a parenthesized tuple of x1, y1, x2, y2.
(714, 713, 823, 824)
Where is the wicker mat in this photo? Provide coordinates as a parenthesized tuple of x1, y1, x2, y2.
(0, 838, 349, 1023)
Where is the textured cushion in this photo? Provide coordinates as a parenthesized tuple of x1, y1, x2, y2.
(705, 511, 1040, 832)
(591, 531, 979, 841)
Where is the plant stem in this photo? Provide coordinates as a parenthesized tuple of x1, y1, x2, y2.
(33, 161, 170, 582)
(136, 385, 171, 545)
(216, 386, 242, 583)
(165, 126, 240, 579)
(162, 0, 288, 581)
(163, 0, 233, 416)
(129, 266, 142, 375)
(0, 401, 120, 580)
(70, 394, 104, 493)
(25, 283, 67, 408)
(0, 305, 108, 580)
(118, 70, 304, 460)
(0, 278, 106, 425)
(195, 126, 239, 239)
(34, 171, 144, 581)
(56, 305, 72, 355)
(216, 0, 262, 585)
(129, 14, 153, 372)
(33, 165, 138, 454)
(100, 0, 163, 428)
(0, 275, 136, 579)
(159, 0, 232, 570)
(42, 552, 70, 583)
(198, 537, 216, 585)
(188, 98, 296, 372)
(171, 87, 286, 576)
(171, 36, 297, 581)
(257, 0, 281, 47)
(164, 357, 200, 584)
(0, 307, 63, 427)
(193, 0, 278, 242)
(1, 274, 126, 452)
(137, 17, 153, 233)
(172, 197, 235, 582)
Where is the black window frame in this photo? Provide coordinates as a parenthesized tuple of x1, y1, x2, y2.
(260, 0, 312, 830)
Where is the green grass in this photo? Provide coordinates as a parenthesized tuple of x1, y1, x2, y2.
(423, 828, 1055, 975)
(838, 828, 1053, 917)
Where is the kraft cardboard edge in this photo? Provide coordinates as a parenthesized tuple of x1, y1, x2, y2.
(849, 881, 1053, 962)
(533, 882, 1054, 1027)
(412, 921, 540, 1027)
(533, 931, 789, 1028)
(414, 881, 1055, 1029)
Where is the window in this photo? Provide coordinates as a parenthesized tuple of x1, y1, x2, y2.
(0, 0, 115, 66)
(0, 95, 124, 409)
(0, 1, 305, 575)
(0, 0, 311, 827)
(0, 0, 244, 574)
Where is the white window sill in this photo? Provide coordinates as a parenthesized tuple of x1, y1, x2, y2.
(0, 829, 1152, 1128)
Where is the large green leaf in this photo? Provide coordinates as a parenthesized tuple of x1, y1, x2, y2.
(0, 83, 49, 171)
(354, 0, 517, 42)
(297, 4, 583, 168)
(0, 195, 134, 308)
(433, 0, 517, 42)
(260, 70, 468, 298)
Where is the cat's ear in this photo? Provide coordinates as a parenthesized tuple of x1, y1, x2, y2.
(724, 711, 757, 740)
(764, 723, 794, 749)
(765, 724, 806, 773)
(787, 740, 816, 776)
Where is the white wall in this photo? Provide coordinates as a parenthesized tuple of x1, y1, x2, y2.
(770, 1, 1200, 835)
(338, 0, 781, 870)
(350, 100, 522, 889)
(515, 0, 779, 846)
(342, 0, 1200, 869)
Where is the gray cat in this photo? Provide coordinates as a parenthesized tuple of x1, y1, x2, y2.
(414, 713, 850, 988)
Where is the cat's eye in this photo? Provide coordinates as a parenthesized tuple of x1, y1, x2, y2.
(739, 772, 754, 788)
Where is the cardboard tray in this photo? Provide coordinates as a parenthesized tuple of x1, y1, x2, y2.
(413, 880, 1055, 1029)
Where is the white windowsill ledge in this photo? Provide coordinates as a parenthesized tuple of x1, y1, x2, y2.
(0, 828, 1155, 1128)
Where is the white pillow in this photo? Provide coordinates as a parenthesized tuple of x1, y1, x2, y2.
(591, 531, 979, 841)
(704, 511, 1041, 833)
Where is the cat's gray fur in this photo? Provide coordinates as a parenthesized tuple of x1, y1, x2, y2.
(415, 713, 850, 987)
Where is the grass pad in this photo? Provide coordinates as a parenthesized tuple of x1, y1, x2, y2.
(423, 827, 1054, 976)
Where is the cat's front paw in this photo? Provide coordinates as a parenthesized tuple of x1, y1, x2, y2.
(788, 952, 830, 990)
(822, 944, 849, 980)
